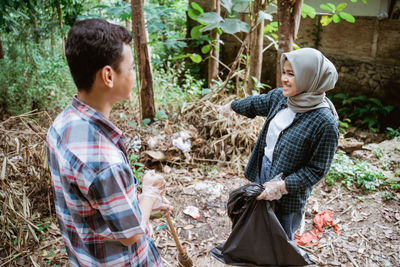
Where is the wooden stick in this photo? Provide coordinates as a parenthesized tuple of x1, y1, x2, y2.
(165, 214, 185, 255)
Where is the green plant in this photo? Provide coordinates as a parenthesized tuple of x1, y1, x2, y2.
(152, 61, 205, 111)
(326, 151, 386, 192)
(338, 118, 351, 135)
(332, 93, 394, 132)
(0, 42, 75, 115)
(382, 192, 394, 201)
(386, 127, 400, 139)
(128, 154, 144, 187)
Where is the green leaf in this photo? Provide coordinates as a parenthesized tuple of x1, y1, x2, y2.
(333, 14, 341, 23)
(301, 3, 316, 19)
(199, 23, 219, 32)
(142, 118, 151, 127)
(320, 15, 333, 26)
(320, 4, 334, 12)
(327, 3, 336, 10)
(190, 25, 203, 39)
(201, 44, 211, 54)
(339, 12, 355, 23)
(336, 3, 347, 12)
(220, 18, 249, 34)
(189, 53, 202, 63)
(258, 11, 273, 22)
(222, 0, 233, 13)
(198, 12, 223, 24)
(191, 2, 204, 13)
(232, 1, 251, 13)
(188, 9, 201, 21)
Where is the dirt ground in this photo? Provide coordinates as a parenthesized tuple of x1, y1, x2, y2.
(1, 110, 399, 267)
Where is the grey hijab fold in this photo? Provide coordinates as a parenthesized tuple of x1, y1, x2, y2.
(281, 48, 339, 120)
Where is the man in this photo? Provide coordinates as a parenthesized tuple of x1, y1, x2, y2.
(46, 18, 169, 266)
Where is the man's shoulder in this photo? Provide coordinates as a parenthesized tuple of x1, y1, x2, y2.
(47, 106, 125, 173)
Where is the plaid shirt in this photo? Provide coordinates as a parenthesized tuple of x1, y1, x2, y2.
(46, 96, 163, 267)
(232, 88, 339, 213)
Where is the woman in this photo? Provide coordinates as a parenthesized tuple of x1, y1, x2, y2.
(221, 48, 339, 240)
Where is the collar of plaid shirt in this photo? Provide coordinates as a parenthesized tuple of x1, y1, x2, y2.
(71, 95, 128, 155)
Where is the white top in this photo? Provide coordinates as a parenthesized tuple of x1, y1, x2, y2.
(264, 107, 296, 161)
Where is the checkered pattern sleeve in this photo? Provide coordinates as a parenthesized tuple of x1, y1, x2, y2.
(284, 122, 339, 194)
(87, 163, 146, 240)
(231, 89, 279, 118)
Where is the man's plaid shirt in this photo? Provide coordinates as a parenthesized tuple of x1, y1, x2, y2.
(46, 96, 163, 267)
(232, 88, 339, 213)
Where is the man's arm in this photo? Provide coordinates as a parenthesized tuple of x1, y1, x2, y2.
(118, 195, 156, 246)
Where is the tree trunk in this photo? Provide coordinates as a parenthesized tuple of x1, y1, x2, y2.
(276, 0, 302, 87)
(208, 0, 220, 88)
(247, 0, 265, 94)
(131, 0, 156, 121)
(57, 1, 65, 58)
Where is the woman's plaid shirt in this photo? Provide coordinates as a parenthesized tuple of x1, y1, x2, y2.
(46, 96, 163, 267)
(231, 89, 339, 214)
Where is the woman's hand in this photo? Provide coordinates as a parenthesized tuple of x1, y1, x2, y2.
(256, 180, 288, 201)
(219, 102, 234, 117)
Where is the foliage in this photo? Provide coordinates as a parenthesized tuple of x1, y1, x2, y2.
(0, 42, 75, 115)
(332, 93, 393, 132)
(326, 150, 387, 192)
(338, 118, 351, 135)
(152, 61, 206, 111)
(301, 0, 367, 26)
(386, 127, 400, 140)
(128, 154, 144, 187)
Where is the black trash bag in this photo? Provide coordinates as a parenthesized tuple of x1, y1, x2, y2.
(210, 183, 314, 266)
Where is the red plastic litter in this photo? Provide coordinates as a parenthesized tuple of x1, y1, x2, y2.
(294, 210, 340, 246)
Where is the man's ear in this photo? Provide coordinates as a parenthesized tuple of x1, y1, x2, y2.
(100, 65, 114, 88)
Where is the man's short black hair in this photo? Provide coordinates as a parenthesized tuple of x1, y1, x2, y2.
(66, 19, 132, 92)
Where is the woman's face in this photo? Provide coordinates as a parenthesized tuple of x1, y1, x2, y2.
(281, 60, 297, 97)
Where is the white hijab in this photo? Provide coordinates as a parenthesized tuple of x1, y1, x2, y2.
(281, 48, 339, 120)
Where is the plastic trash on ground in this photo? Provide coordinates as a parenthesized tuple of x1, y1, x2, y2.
(183, 206, 200, 220)
(193, 181, 224, 200)
(172, 131, 191, 153)
(294, 210, 341, 246)
(210, 183, 314, 266)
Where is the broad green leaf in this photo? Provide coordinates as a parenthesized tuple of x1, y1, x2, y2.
(198, 12, 223, 24)
(336, 3, 347, 12)
(350, 0, 357, 2)
(191, 2, 204, 13)
(327, 3, 336, 10)
(220, 18, 249, 34)
(320, 4, 334, 12)
(189, 53, 202, 63)
(339, 12, 355, 23)
(201, 44, 211, 54)
(258, 11, 273, 21)
(188, 9, 201, 21)
(199, 22, 219, 32)
(222, 0, 233, 13)
(320, 15, 333, 26)
(301, 3, 316, 19)
(333, 14, 340, 23)
(232, 1, 251, 13)
(190, 25, 203, 39)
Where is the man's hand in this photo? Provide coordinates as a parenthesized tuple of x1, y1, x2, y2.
(152, 197, 173, 215)
(141, 170, 166, 200)
(219, 102, 234, 117)
(256, 180, 288, 201)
